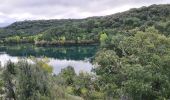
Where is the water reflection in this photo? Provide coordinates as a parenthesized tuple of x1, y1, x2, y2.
(0, 53, 18, 66)
(0, 44, 98, 60)
(50, 59, 93, 74)
(0, 44, 98, 74)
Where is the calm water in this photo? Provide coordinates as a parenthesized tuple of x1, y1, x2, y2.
(0, 44, 98, 74)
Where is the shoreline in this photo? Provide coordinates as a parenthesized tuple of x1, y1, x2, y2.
(1, 41, 100, 47)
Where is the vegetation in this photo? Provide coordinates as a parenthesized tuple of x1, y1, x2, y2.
(1, 27, 170, 99)
(0, 59, 86, 100)
(0, 4, 170, 100)
(0, 4, 169, 45)
(93, 27, 170, 99)
(0, 59, 104, 100)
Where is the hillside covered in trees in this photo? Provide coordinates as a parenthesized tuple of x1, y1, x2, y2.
(0, 4, 169, 45)
(0, 4, 170, 100)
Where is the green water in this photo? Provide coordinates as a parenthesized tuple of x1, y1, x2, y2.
(0, 44, 99, 74)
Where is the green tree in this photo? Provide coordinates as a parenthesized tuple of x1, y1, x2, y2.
(1, 60, 55, 100)
(60, 36, 66, 44)
(94, 27, 170, 99)
(2, 61, 16, 100)
(59, 66, 76, 86)
(99, 32, 108, 46)
(16, 60, 52, 100)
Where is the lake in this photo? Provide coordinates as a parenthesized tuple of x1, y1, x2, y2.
(0, 44, 99, 74)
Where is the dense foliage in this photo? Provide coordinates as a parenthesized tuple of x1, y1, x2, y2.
(0, 4, 170, 100)
(1, 27, 170, 100)
(93, 27, 170, 99)
(0, 4, 169, 45)
(0, 59, 87, 100)
(0, 59, 106, 100)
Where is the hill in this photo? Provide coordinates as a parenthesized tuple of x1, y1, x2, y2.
(0, 4, 169, 45)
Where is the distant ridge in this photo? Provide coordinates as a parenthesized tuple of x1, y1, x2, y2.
(0, 4, 169, 44)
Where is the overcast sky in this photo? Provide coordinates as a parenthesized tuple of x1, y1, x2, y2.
(0, 0, 170, 26)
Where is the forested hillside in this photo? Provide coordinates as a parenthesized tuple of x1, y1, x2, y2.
(0, 4, 170, 100)
(0, 4, 169, 45)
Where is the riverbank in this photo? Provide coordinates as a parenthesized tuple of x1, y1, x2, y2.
(2, 40, 99, 46)
(35, 40, 99, 46)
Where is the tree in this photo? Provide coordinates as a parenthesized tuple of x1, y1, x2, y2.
(2, 61, 16, 100)
(16, 60, 52, 100)
(59, 66, 76, 86)
(99, 32, 108, 46)
(60, 36, 66, 44)
(94, 27, 170, 99)
(1, 60, 55, 100)
(0, 63, 4, 99)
